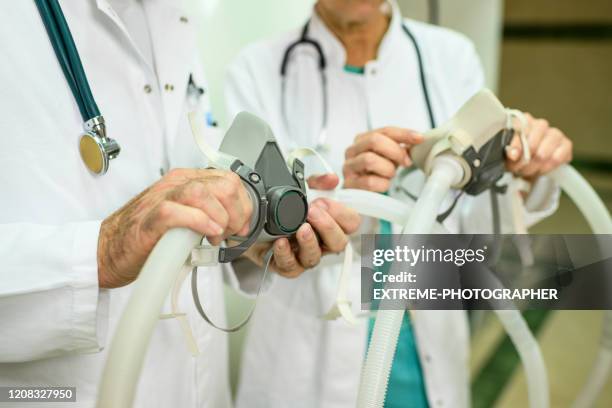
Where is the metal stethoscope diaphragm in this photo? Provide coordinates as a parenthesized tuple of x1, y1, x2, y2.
(80, 116, 121, 175)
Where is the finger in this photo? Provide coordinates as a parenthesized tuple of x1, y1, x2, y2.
(516, 125, 560, 178)
(144, 200, 224, 239)
(164, 169, 251, 238)
(174, 182, 230, 232)
(527, 118, 549, 156)
(234, 181, 254, 236)
(542, 140, 572, 174)
(517, 161, 541, 179)
(506, 118, 548, 173)
(534, 128, 563, 162)
(343, 175, 391, 193)
(211, 173, 252, 236)
(505, 134, 523, 162)
(307, 204, 348, 253)
(347, 133, 411, 166)
(295, 224, 322, 269)
(311, 198, 361, 234)
(272, 238, 303, 278)
(188, 191, 230, 245)
(166, 180, 229, 244)
(506, 158, 526, 175)
(374, 127, 424, 145)
(307, 173, 339, 190)
(344, 153, 396, 178)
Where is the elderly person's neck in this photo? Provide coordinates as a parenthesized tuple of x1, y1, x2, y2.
(316, 3, 390, 67)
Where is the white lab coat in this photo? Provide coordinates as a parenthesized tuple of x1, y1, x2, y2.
(0, 1, 234, 407)
(225, 3, 559, 408)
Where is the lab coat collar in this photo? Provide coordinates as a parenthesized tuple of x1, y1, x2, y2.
(308, 0, 405, 69)
(377, 0, 406, 62)
(95, 0, 154, 73)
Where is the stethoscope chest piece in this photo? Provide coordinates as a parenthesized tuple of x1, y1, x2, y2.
(79, 116, 120, 175)
(79, 132, 120, 175)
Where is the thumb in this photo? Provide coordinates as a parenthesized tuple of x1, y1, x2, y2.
(307, 173, 339, 190)
(505, 134, 523, 162)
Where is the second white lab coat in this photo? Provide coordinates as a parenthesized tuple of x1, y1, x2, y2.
(225, 3, 559, 408)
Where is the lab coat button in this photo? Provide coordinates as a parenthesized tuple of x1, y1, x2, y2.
(144, 84, 152, 94)
(180, 16, 189, 23)
(424, 354, 432, 362)
(164, 84, 175, 92)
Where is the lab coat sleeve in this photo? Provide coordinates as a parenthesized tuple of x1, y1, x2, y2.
(455, 40, 560, 232)
(0, 221, 109, 362)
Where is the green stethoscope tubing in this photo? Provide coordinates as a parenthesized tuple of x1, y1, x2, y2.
(34, 0, 100, 122)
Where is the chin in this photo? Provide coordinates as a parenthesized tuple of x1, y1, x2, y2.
(321, 0, 386, 23)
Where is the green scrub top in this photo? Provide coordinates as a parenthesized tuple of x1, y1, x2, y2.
(344, 62, 430, 407)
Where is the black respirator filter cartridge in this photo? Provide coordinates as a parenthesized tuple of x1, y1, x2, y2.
(217, 112, 309, 262)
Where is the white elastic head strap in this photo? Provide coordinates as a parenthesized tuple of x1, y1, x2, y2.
(166, 112, 233, 350)
(159, 262, 201, 355)
(188, 111, 238, 170)
(286, 147, 360, 323)
(506, 109, 531, 164)
(286, 147, 336, 193)
(287, 147, 449, 324)
(157, 112, 232, 355)
(159, 245, 221, 356)
(505, 109, 533, 234)
(322, 241, 358, 324)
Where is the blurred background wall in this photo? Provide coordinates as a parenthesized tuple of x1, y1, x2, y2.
(397, 0, 504, 92)
(482, 2, 612, 406)
(184, 0, 312, 126)
(184, 0, 612, 405)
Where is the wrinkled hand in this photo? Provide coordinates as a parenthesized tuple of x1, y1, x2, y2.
(343, 127, 424, 192)
(98, 168, 253, 288)
(244, 174, 361, 278)
(506, 113, 573, 181)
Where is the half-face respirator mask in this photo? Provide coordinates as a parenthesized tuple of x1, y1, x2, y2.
(189, 111, 309, 263)
(413, 90, 526, 191)
(182, 112, 312, 335)
(407, 89, 530, 226)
